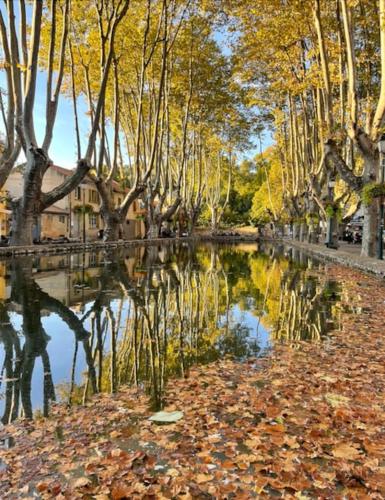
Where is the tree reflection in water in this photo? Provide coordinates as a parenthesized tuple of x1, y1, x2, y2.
(1, 258, 93, 424)
(0, 243, 343, 421)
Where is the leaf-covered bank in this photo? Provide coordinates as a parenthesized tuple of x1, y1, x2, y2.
(1, 264, 385, 499)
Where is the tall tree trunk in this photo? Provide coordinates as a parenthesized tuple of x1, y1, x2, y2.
(362, 203, 378, 257)
(10, 149, 49, 246)
(211, 207, 218, 233)
(361, 155, 379, 257)
(11, 204, 36, 246)
(292, 222, 300, 240)
(307, 222, 319, 244)
(10, 152, 89, 246)
(147, 221, 160, 239)
(102, 211, 122, 241)
(299, 222, 308, 242)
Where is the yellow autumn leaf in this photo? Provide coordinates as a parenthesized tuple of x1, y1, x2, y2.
(196, 473, 214, 484)
(332, 443, 362, 460)
(325, 393, 350, 408)
(72, 477, 91, 488)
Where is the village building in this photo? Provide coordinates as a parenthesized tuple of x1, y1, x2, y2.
(3, 165, 146, 241)
(0, 191, 11, 239)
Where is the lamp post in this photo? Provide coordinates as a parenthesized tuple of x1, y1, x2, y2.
(325, 175, 337, 248)
(377, 134, 385, 260)
(82, 187, 86, 244)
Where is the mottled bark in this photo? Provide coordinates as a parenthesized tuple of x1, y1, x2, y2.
(147, 222, 160, 239)
(361, 203, 378, 257)
(324, 140, 363, 191)
(96, 177, 146, 242)
(10, 151, 90, 246)
(299, 222, 308, 242)
(10, 147, 48, 245)
(307, 223, 319, 244)
(292, 223, 300, 240)
(361, 152, 378, 257)
(102, 212, 122, 241)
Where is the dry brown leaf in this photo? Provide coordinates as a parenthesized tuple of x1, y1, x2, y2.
(332, 443, 362, 460)
(196, 473, 214, 484)
(72, 476, 91, 489)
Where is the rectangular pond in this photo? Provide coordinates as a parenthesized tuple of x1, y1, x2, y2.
(0, 241, 345, 423)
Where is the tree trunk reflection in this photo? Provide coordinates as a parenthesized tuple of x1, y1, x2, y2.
(0, 243, 343, 422)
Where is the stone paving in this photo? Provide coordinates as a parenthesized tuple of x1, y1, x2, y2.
(284, 239, 385, 278)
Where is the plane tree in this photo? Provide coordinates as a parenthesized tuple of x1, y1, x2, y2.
(0, 0, 130, 245)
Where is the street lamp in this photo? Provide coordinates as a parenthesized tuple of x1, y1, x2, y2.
(377, 134, 385, 260)
(325, 176, 337, 249)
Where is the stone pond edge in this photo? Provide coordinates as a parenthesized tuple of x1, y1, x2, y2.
(2, 235, 385, 282)
(281, 238, 385, 279)
(0, 233, 259, 259)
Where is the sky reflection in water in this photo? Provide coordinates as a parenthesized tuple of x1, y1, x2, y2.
(0, 242, 343, 422)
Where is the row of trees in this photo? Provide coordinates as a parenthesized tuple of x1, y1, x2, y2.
(0, 0, 250, 246)
(231, 0, 385, 256)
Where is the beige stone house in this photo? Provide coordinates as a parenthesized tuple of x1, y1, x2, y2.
(5, 165, 71, 240)
(3, 165, 146, 241)
(0, 191, 11, 239)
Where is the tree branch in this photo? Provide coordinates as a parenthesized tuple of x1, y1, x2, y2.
(84, 0, 130, 162)
(324, 139, 363, 191)
(42, 0, 70, 152)
(23, 0, 43, 148)
(371, 0, 385, 139)
(41, 160, 90, 210)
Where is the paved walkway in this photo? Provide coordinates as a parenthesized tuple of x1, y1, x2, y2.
(284, 239, 385, 278)
(334, 242, 361, 255)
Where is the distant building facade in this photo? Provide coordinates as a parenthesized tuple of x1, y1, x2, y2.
(3, 165, 146, 241)
(0, 190, 11, 238)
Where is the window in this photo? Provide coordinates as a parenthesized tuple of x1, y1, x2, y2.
(59, 215, 66, 224)
(75, 187, 82, 200)
(89, 190, 99, 204)
(89, 213, 98, 229)
(89, 253, 97, 266)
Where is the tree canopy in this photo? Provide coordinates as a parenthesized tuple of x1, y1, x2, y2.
(0, 0, 385, 250)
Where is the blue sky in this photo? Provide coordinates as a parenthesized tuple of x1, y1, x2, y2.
(0, 7, 271, 169)
(0, 1, 94, 169)
(0, 69, 91, 168)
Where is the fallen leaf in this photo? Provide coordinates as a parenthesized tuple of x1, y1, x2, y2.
(325, 393, 350, 408)
(196, 473, 214, 484)
(72, 477, 91, 489)
(149, 410, 184, 423)
(332, 443, 362, 460)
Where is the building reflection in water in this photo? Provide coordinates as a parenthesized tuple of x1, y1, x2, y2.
(0, 242, 344, 423)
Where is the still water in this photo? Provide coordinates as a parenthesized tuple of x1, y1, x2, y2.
(0, 242, 344, 423)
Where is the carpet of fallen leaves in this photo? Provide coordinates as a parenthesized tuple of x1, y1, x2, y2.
(2, 264, 385, 499)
